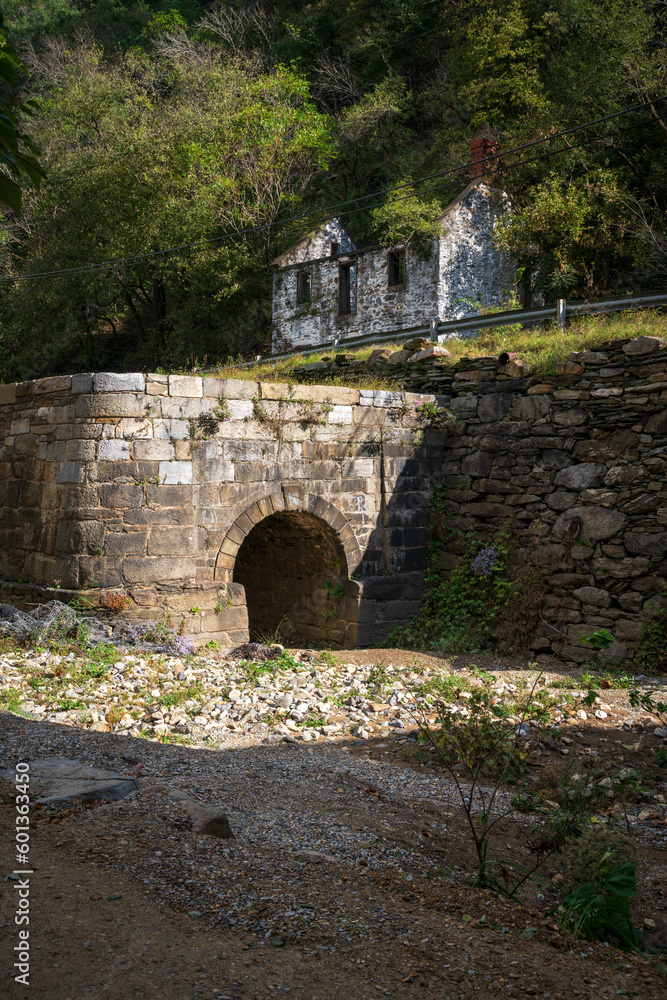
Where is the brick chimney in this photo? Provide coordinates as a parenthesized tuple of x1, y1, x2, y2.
(470, 138, 500, 180)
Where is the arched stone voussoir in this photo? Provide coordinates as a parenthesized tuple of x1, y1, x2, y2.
(214, 491, 363, 581)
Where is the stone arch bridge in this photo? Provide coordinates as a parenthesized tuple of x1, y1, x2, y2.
(0, 373, 443, 647)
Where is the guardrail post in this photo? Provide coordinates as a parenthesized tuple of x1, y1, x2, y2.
(557, 298, 567, 332)
(430, 319, 439, 342)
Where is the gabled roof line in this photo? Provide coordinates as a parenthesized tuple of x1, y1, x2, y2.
(434, 179, 492, 224)
(270, 217, 356, 267)
(272, 179, 502, 267)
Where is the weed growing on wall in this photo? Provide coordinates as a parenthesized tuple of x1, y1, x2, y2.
(386, 506, 517, 651)
(386, 487, 546, 652)
(252, 385, 333, 454)
(100, 590, 131, 613)
(413, 400, 456, 435)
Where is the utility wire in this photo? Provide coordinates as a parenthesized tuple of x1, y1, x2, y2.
(262, 115, 654, 252)
(1, 95, 665, 282)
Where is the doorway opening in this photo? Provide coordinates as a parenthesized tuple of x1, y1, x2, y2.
(233, 511, 350, 647)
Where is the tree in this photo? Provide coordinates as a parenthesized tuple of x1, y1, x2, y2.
(0, 34, 333, 378)
(0, 13, 44, 214)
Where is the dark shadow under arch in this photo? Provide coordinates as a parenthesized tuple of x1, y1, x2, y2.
(233, 510, 352, 647)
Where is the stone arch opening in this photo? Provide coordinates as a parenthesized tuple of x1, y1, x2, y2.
(233, 511, 351, 647)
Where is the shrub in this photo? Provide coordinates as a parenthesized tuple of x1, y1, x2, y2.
(560, 860, 642, 950)
(426, 688, 530, 782)
(419, 672, 561, 896)
(513, 760, 605, 848)
(100, 590, 131, 613)
(556, 825, 637, 897)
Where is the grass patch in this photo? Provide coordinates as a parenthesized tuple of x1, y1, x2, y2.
(0, 687, 23, 712)
(158, 682, 204, 708)
(203, 311, 667, 387)
(413, 670, 472, 701)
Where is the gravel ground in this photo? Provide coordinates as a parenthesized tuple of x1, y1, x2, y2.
(1, 644, 666, 997)
(1, 712, 665, 999)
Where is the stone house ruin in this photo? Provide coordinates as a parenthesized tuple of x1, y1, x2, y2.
(271, 139, 516, 352)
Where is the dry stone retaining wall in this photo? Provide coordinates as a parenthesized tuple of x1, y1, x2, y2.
(428, 334, 667, 663)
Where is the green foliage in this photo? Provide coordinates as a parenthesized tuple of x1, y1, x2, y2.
(387, 515, 520, 652)
(633, 603, 667, 672)
(655, 748, 667, 768)
(367, 662, 391, 694)
(143, 9, 187, 41)
(413, 670, 471, 702)
(413, 401, 456, 434)
(0, 686, 22, 712)
(4, 0, 667, 372)
(158, 681, 203, 708)
(427, 689, 529, 782)
(557, 826, 637, 897)
(0, 13, 45, 214)
(273, 649, 301, 671)
(494, 172, 643, 299)
(580, 629, 615, 650)
(0, 36, 333, 379)
(514, 759, 605, 847)
(560, 860, 642, 950)
(628, 687, 667, 727)
(368, 183, 441, 247)
(58, 696, 84, 710)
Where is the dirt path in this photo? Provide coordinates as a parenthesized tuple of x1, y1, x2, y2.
(1, 716, 663, 999)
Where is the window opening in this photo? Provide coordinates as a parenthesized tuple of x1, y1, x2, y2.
(330, 241, 340, 256)
(338, 264, 352, 315)
(388, 250, 405, 287)
(297, 271, 311, 304)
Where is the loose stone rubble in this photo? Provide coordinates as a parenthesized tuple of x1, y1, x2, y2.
(1, 640, 665, 759)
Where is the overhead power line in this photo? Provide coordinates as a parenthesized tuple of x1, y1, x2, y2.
(1, 95, 665, 283)
(267, 115, 654, 251)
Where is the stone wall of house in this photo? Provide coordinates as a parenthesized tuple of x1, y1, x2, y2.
(437, 183, 516, 324)
(274, 218, 356, 268)
(272, 243, 439, 352)
(272, 184, 516, 353)
(0, 373, 442, 648)
(421, 334, 667, 664)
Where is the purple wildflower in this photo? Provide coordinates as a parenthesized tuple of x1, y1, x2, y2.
(126, 621, 195, 656)
(470, 544, 498, 578)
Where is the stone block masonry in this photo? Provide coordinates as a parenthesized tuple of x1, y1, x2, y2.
(0, 374, 442, 647)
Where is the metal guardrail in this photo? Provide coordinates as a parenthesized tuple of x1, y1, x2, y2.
(205, 291, 667, 372)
